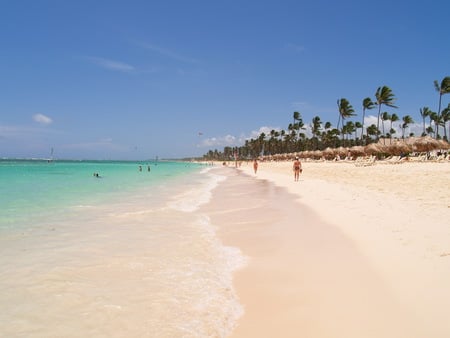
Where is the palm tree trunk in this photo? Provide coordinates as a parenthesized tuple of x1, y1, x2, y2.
(361, 109, 365, 141)
(376, 105, 381, 141)
(436, 93, 442, 138)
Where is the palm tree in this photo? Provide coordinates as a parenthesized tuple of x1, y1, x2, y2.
(428, 111, 438, 138)
(355, 121, 363, 142)
(381, 112, 391, 140)
(310, 116, 322, 149)
(366, 124, 378, 140)
(434, 114, 445, 140)
(419, 107, 431, 136)
(293, 111, 300, 126)
(375, 86, 397, 140)
(434, 76, 450, 138)
(441, 104, 450, 140)
(401, 115, 414, 139)
(361, 97, 375, 140)
(390, 113, 399, 139)
(279, 129, 286, 153)
(344, 121, 356, 143)
(337, 98, 355, 140)
(311, 116, 322, 137)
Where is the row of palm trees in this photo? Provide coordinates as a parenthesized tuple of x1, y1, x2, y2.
(202, 77, 450, 161)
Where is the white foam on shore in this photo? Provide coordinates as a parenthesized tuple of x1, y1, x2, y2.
(173, 215, 248, 337)
(167, 170, 226, 212)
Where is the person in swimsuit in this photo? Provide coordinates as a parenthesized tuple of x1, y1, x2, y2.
(293, 157, 302, 181)
(253, 159, 258, 174)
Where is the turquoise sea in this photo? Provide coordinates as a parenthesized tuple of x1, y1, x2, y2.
(0, 160, 245, 337)
(0, 160, 200, 230)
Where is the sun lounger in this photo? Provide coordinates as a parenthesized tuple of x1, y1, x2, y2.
(354, 156, 376, 167)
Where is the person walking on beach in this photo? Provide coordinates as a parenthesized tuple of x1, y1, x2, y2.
(293, 157, 302, 181)
(253, 159, 258, 174)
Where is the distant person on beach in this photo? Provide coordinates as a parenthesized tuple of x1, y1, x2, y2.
(293, 157, 302, 181)
(139, 165, 142, 172)
(253, 159, 258, 174)
(147, 165, 151, 172)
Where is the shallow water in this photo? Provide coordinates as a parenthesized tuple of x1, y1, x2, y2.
(0, 160, 245, 337)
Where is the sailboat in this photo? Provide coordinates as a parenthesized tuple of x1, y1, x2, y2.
(47, 147, 54, 163)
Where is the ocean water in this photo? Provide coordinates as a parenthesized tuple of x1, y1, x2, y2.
(0, 160, 246, 337)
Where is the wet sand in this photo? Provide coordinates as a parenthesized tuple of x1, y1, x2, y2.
(205, 161, 450, 337)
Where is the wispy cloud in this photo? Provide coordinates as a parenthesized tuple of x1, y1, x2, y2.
(33, 113, 53, 125)
(86, 56, 135, 72)
(136, 41, 198, 64)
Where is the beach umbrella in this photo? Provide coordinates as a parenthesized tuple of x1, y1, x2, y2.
(349, 146, 365, 157)
(364, 143, 383, 155)
(389, 141, 412, 155)
(436, 139, 450, 150)
(323, 147, 335, 160)
(312, 150, 323, 159)
(334, 147, 348, 157)
(301, 151, 311, 159)
(411, 136, 441, 152)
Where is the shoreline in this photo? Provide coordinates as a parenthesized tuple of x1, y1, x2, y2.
(208, 161, 450, 337)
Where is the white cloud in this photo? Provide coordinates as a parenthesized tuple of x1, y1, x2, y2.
(363, 115, 378, 126)
(198, 126, 283, 148)
(363, 114, 425, 137)
(199, 134, 237, 148)
(86, 57, 135, 72)
(33, 113, 53, 125)
(247, 126, 281, 139)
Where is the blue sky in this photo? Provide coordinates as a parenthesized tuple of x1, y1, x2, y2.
(1, 0, 449, 159)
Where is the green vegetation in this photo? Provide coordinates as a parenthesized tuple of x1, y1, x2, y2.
(203, 79, 449, 161)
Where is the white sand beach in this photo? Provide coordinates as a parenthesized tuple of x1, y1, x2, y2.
(208, 160, 450, 337)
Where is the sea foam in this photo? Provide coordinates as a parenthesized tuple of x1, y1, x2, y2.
(167, 170, 226, 212)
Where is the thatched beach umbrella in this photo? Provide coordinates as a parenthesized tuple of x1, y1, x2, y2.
(349, 146, 365, 157)
(291, 152, 298, 159)
(334, 147, 348, 157)
(364, 143, 383, 155)
(411, 136, 441, 152)
(389, 140, 413, 155)
(436, 139, 450, 150)
(312, 150, 323, 159)
(322, 147, 335, 160)
(301, 150, 312, 159)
